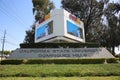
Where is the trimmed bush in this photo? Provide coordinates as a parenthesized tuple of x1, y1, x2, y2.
(25, 59, 51, 64)
(1, 58, 119, 65)
(78, 58, 105, 64)
(46, 58, 105, 64)
(16, 58, 105, 64)
(20, 42, 100, 48)
(106, 58, 119, 63)
(1, 59, 23, 65)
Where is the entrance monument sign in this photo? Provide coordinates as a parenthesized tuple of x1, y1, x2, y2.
(8, 9, 114, 59)
(8, 48, 114, 59)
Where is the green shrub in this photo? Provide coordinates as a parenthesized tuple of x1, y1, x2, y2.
(25, 58, 105, 64)
(26, 59, 52, 64)
(2, 58, 119, 64)
(79, 58, 105, 64)
(106, 58, 119, 63)
(1, 59, 23, 65)
(51, 58, 105, 64)
(20, 42, 100, 48)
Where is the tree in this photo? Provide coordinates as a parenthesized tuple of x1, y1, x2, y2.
(24, 24, 35, 43)
(104, 2, 120, 55)
(32, 0, 55, 21)
(62, 0, 120, 56)
(24, 0, 55, 43)
(61, 0, 107, 42)
(0, 50, 12, 55)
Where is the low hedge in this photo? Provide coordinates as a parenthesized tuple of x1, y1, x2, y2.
(106, 58, 119, 63)
(25, 58, 105, 64)
(2, 58, 119, 65)
(20, 42, 100, 48)
(1, 59, 23, 65)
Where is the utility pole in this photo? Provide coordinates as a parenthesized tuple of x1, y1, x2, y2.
(1, 30, 6, 62)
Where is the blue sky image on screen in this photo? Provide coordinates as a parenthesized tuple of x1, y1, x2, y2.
(67, 20, 81, 38)
(36, 24, 46, 39)
(36, 21, 53, 40)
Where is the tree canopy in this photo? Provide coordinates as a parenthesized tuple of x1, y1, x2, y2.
(0, 50, 12, 55)
(61, 0, 120, 55)
(62, 0, 106, 42)
(103, 2, 120, 55)
(32, 0, 55, 21)
(24, 0, 55, 43)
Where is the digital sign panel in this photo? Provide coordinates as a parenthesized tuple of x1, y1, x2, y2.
(36, 21, 53, 40)
(67, 20, 83, 38)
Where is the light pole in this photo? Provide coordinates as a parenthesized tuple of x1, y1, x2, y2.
(1, 30, 6, 62)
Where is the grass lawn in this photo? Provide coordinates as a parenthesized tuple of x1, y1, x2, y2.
(0, 64, 120, 77)
(0, 76, 120, 80)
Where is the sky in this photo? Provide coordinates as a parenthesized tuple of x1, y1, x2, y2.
(0, 0, 61, 51)
(0, 0, 120, 54)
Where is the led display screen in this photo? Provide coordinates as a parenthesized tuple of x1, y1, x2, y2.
(36, 21, 53, 40)
(67, 20, 83, 38)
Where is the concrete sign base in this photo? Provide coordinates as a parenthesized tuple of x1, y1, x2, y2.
(8, 48, 114, 59)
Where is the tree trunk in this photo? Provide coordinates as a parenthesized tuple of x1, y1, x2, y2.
(112, 46, 115, 56)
